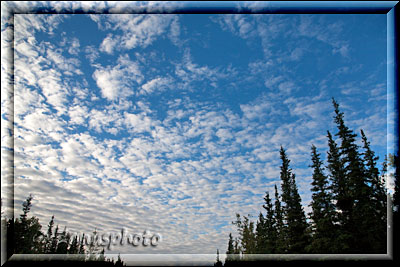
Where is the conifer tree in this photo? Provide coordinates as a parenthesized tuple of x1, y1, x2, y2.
(87, 229, 103, 260)
(255, 212, 266, 254)
(273, 185, 285, 253)
(56, 226, 70, 254)
(286, 173, 310, 253)
(307, 145, 337, 253)
(115, 253, 124, 267)
(326, 130, 353, 252)
(13, 195, 43, 253)
(278, 147, 309, 253)
(214, 249, 223, 267)
(6, 195, 121, 265)
(332, 98, 375, 252)
(78, 233, 86, 254)
(49, 224, 59, 253)
(233, 236, 241, 260)
(225, 233, 235, 263)
(258, 192, 277, 253)
(232, 214, 256, 256)
(44, 215, 55, 253)
(68, 235, 79, 254)
(224, 99, 389, 255)
(360, 129, 387, 252)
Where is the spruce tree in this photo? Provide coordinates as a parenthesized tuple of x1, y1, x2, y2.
(273, 185, 285, 253)
(50, 224, 59, 253)
(255, 212, 266, 254)
(56, 226, 70, 254)
(115, 253, 124, 267)
(260, 192, 277, 253)
(326, 130, 353, 252)
(78, 233, 86, 254)
(232, 214, 256, 256)
(360, 129, 387, 252)
(233, 236, 241, 260)
(225, 233, 235, 263)
(307, 145, 337, 253)
(44, 215, 55, 253)
(278, 147, 309, 253)
(214, 249, 223, 267)
(331, 98, 375, 252)
(13, 195, 43, 253)
(68, 235, 79, 254)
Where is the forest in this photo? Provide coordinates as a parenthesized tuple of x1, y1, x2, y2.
(217, 98, 399, 266)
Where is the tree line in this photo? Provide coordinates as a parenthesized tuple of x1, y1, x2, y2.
(2, 195, 125, 266)
(221, 98, 398, 265)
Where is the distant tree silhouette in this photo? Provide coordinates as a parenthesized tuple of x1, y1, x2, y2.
(2, 195, 125, 266)
(13, 195, 43, 254)
(214, 249, 223, 267)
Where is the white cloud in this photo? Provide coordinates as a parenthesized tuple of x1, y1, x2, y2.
(67, 37, 80, 55)
(87, 108, 124, 134)
(100, 33, 118, 54)
(169, 16, 181, 46)
(278, 81, 296, 94)
(92, 14, 180, 50)
(84, 45, 99, 64)
(37, 71, 69, 114)
(297, 15, 350, 57)
(92, 54, 143, 101)
(140, 77, 174, 95)
(124, 112, 155, 134)
(68, 105, 89, 125)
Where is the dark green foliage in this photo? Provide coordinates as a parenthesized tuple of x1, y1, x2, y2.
(278, 147, 310, 253)
(232, 213, 256, 257)
(326, 130, 353, 252)
(4, 195, 125, 266)
(331, 98, 383, 253)
(307, 145, 337, 253)
(360, 129, 387, 252)
(13, 195, 43, 254)
(225, 99, 390, 264)
(393, 154, 400, 212)
(390, 153, 399, 261)
(273, 185, 285, 253)
(256, 192, 277, 254)
(44, 215, 55, 253)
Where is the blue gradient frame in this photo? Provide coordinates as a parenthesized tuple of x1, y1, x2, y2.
(1, 1, 399, 265)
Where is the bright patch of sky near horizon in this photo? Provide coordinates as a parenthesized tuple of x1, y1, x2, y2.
(2, 11, 391, 256)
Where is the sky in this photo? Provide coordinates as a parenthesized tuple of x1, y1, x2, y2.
(0, 1, 394, 264)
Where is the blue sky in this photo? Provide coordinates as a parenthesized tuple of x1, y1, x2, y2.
(1, 1, 394, 261)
